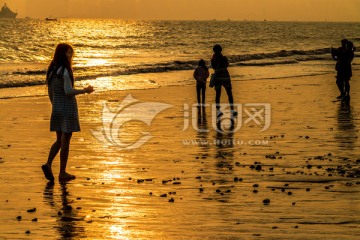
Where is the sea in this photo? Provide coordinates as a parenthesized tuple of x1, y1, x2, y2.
(0, 19, 359, 98)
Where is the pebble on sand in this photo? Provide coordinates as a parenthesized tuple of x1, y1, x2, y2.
(27, 208, 36, 213)
(234, 177, 243, 182)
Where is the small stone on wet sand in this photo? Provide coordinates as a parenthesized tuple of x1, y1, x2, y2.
(263, 199, 271, 205)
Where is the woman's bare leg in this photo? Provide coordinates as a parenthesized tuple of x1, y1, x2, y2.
(42, 131, 62, 181)
(59, 132, 75, 180)
(46, 131, 62, 166)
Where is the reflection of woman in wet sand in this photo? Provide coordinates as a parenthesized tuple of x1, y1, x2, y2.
(42, 43, 94, 182)
(43, 182, 84, 239)
(336, 103, 356, 151)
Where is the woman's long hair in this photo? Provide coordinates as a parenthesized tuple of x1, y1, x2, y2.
(46, 43, 74, 86)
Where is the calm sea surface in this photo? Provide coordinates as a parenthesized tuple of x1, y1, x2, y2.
(0, 19, 359, 95)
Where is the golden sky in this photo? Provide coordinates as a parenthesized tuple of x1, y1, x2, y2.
(3, 0, 360, 21)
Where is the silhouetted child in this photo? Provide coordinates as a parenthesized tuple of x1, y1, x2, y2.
(193, 59, 209, 107)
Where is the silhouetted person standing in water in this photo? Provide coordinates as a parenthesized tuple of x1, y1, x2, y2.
(331, 39, 355, 101)
(193, 59, 209, 107)
(344, 41, 356, 99)
(211, 44, 237, 117)
(42, 43, 94, 182)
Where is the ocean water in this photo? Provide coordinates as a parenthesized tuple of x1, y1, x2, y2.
(0, 19, 359, 96)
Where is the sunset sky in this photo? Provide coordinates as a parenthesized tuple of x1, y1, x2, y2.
(2, 0, 360, 21)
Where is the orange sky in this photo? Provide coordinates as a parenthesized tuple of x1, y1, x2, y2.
(2, 0, 360, 21)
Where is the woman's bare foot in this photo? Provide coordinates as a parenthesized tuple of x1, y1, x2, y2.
(59, 172, 76, 181)
(42, 164, 54, 182)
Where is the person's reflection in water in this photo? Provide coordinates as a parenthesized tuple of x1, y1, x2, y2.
(44, 181, 55, 207)
(336, 102, 356, 151)
(215, 116, 235, 172)
(196, 107, 210, 153)
(43, 182, 84, 239)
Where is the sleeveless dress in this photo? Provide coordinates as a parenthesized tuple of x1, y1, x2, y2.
(49, 67, 80, 133)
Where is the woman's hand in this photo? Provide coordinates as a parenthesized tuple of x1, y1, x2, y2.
(84, 85, 95, 94)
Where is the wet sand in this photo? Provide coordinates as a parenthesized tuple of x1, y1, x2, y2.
(0, 70, 359, 239)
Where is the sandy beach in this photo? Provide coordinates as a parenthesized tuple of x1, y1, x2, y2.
(0, 69, 359, 239)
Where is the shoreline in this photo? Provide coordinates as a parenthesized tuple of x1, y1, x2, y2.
(0, 67, 345, 101)
(0, 71, 359, 239)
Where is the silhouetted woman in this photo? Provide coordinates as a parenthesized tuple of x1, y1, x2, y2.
(193, 59, 209, 107)
(42, 43, 94, 182)
(331, 39, 355, 100)
(211, 44, 237, 116)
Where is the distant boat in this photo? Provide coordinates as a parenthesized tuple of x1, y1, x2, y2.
(0, 3, 17, 18)
(45, 17, 57, 21)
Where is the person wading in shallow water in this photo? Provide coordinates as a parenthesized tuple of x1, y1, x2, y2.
(211, 44, 237, 117)
(42, 43, 94, 182)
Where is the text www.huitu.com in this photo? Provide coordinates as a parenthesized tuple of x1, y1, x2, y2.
(182, 139, 269, 146)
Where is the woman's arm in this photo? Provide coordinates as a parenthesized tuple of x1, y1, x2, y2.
(331, 50, 338, 60)
(193, 68, 198, 80)
(48, 85, 53, 104)
(223, 56, 229, 68)
(205, 68, 210, 79)
(63, 68, 94, 96)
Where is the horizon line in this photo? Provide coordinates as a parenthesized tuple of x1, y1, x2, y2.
(9, 17, 360, 23)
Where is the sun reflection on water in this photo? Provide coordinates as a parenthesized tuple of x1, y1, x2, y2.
(109, 225, 130, 240)
(76, 75, 159, 92)
(78, 58, 109, 67)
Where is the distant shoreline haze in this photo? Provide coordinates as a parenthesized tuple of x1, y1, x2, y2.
(5, 0, 360, 22)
